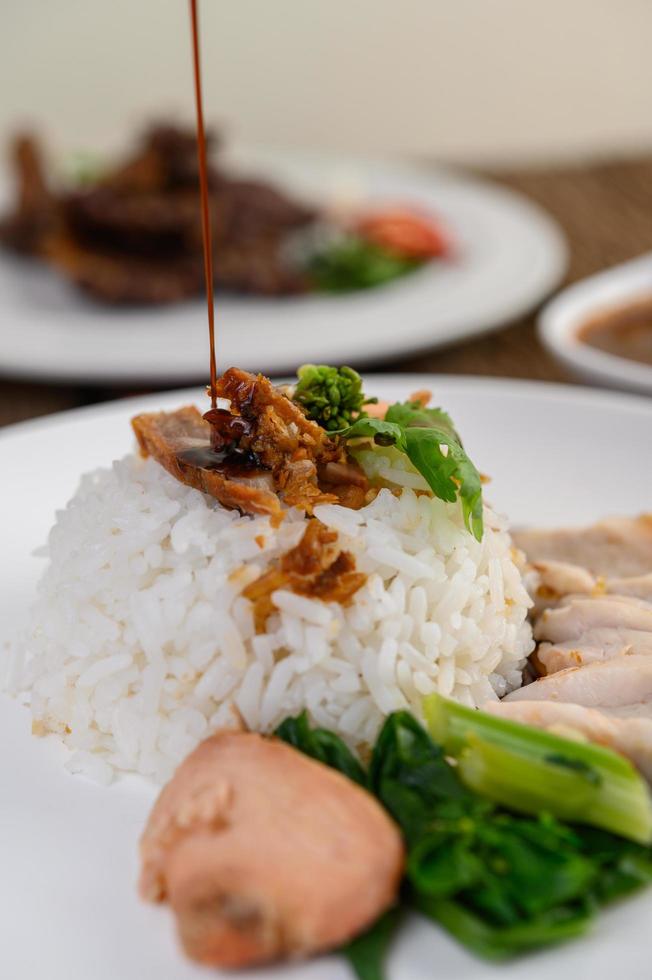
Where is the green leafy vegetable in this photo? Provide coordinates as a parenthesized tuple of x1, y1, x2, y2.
(384, 400, 460, 442)
(343, 907, 403, 980)
(368, 709, 472, 840)
(373, 709, 652, 960)
(416, 895, 591, 960)
(309, 237, 419, 293)
(275, 710, 366, 786)
(424, 694, 652, 845)
(276, 707, 652, 974)
(338, 410, 484, 541)
(293, 364, 377, 432)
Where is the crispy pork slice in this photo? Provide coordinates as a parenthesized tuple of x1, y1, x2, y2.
(209, 368, 367, 512)
(504, 654, 652, 708)
(140, 731, 404, 968)
(535, 595, 652, 643)
(131, 406, 282, 522)
(514, 516, 652, 578)
(486, 700, 652, 782)
(132, 372, 367, 519)
(212, 367, 339, 465)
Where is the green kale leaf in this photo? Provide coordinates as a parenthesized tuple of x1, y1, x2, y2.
(338, 410, 484, 541)
(275, 710, 367, 787)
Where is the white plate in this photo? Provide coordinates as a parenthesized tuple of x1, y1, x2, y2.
(2, 375, 650, 980)
(0, 147, 566, 384)
(539, 252, 652, 394)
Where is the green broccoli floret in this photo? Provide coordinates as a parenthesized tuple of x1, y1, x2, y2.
(293, 364, 377, 431)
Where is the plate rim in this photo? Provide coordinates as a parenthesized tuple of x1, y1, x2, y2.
(3, 373, 652, 446)
(0, 149, 567, 386)
(3, 371, 652, 980)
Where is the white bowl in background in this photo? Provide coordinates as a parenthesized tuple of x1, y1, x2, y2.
(539, 252, 652, 395)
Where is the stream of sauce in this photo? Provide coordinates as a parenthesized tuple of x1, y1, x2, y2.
(189, 0, 217, 410)
(186, 3, 261, 477)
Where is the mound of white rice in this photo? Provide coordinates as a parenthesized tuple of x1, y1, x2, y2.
(6, 451, 533, 784)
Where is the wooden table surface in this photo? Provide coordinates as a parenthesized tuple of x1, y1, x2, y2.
(2, 155, 652, 428)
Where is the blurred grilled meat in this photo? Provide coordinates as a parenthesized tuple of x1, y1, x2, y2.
(0, 123, 317, 302)
(0, 135, 59, 254)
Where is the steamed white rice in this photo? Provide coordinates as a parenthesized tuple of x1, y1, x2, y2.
(6, 450, 533, 784)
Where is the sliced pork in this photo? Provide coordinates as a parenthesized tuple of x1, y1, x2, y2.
(607, 573, 652, 602)
(537, 629, 652, 673)
(504, 655, 652, 710)
(535, 595, 652, 644)
(514, 516, 652, 579)
(532, 559, 598, 608)
(503, 516, 652, 781)
(532, 561, 652, 610)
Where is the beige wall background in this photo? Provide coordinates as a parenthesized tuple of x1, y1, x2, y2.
(2, 0, 651, 166)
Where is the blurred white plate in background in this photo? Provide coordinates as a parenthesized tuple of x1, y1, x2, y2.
(539, 252, 652, 395)
(0, 147, 566, 385)
(1, 375, 651, 980)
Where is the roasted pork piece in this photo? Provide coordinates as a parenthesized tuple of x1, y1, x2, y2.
(132, 368, 370, 521)
(140, 731, 404, 968)
(132, 404, 283, 522)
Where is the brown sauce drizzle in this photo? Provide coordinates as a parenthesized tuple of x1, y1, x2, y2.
(188, 0, 261, 478)
(578, 297, 652, 367)
(189, 0, 217, 413)
(203, 406, 255, 446)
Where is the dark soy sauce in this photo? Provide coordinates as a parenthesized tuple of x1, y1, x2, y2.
(177, 447, 260, 479)
(189, 0, 217, 411)
(185, 1, 261, 480)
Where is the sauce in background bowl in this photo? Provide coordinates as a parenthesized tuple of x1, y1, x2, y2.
(579, 297, 652, 367)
